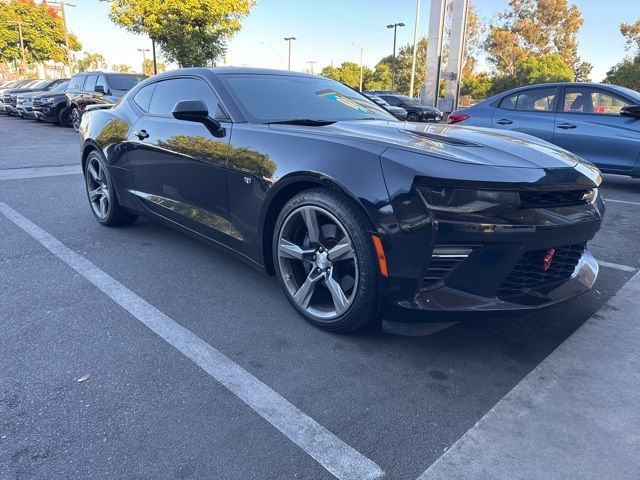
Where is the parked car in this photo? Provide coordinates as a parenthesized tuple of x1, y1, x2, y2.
(0, 79, 40, 114)
(2, 79, 67, 116)
(66, 71, 146, 130)
(16, 79, 69, 119)
(79, 67, 603, 332)
(365, 94, 408, 120)
(21, 80, 70, 123)
(449, 82, 640, 177)
(374, 93, 443, 122)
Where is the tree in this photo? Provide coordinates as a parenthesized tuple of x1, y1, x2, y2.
(0, 0, 81, 67)
(604, 56, 640, 91)
(620, 20, 640, 54)
(366, 62, 394, 91)
(142, 59, 166, 76)
(112, 64, 132, 73)
(102, 0, 255, 67)
(485, 0, 591, 79)
(489, 54, 574, 95)
(76, 52, 107, 72)
(320, 62, 372, 90)
(375, 37, 428, 95)
(460, 72, 492, 100)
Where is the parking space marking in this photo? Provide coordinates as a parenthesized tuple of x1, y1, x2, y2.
(0, 164, 81, 181)
(606, 198, 640, 207)
(0, 202, 384, 480)
(598, 260, 637, 273)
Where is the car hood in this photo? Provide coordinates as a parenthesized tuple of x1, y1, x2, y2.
(276, 120, 580, 169)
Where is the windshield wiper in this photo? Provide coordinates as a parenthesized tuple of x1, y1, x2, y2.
(266, 118, 335, 126)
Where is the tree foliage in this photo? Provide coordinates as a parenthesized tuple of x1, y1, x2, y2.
(0, 0, 81, 66)
(489, 54, 574, 95)
(76, 52, 107, 72)
(101, 0, 255, 67)
(485, 0, 590, 79)
(604, 56, 640, 91)
(620, 19, 640, 54)
(111, 63, 132, 73)
(320, 62, 370, 90)
(142, 58, 166, 76)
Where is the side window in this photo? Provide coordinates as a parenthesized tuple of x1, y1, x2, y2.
(499, 93, 517, 110)
(83, 74, 98, 92)
(515, 88, 558, 112)
(564, 87, 632, 115)
(148, 78, 226, 119)
(95, 75, 107, 93)
(132, 83, 156, 111)
(70, 75, 84, 90)
(381, 95, 400, 106)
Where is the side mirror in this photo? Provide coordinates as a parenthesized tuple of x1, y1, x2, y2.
(94, 85, 106, 94)
(172, 100, 224, 136)
(620, 105, 640, 119)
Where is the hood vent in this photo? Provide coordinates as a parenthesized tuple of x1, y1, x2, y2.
(400, 129, 482, 147)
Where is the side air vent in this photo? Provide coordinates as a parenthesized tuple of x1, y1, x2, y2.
(419, 246, 474, 292)
(400, 129, 482, 147)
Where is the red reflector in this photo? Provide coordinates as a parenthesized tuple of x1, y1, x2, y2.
(447, 112, 469, 124)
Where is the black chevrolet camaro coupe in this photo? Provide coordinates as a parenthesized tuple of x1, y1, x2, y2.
(79, 68, 604, 332)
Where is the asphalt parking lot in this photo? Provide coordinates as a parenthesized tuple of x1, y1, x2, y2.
(1, 114, 639, 480)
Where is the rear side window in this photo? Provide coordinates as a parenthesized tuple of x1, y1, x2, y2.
(515, 88, 558, 112)
(69, 75, 84, 90)
(132, 83, 156, 111)
(83, 75, 98, 92)
(148, 78, 223, 118)
(499, 93, 517, 110)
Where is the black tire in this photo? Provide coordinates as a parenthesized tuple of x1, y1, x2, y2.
(273, 188, 379, 332)
(407, 112, 420, 122)
(71, 106, 81, 131)
(84, 150, 137, 226)
(57, 107, 71, 127)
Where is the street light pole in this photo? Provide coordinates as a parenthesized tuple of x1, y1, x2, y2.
(48, 2, 76, 75)
(386, 22, 405, 90)
(11, 21, 27, 75)
(151, 39, 157, 75)
(284, 37, 296, 70)
(137, 48, 150, 74)
(306, 61, 316, 74)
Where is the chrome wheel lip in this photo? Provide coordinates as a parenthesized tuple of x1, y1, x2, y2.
(277, 205, 359, 321)
(85, 156, 110, 220)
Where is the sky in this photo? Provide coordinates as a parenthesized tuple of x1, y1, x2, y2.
(64, 0, 638, 81)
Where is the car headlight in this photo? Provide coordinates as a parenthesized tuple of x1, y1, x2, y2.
(416, 186, 521, 213)
(40, 97, 55, 105)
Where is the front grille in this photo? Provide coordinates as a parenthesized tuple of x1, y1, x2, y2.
(520, 189, 590, 209)
(498, 243, 586, 297)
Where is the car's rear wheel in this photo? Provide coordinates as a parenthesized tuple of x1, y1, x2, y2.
(71, 106, 81, 131)
(273, 189, 379, 332)
(58, 107, 71, 127)
(407, 112, 420, 122)
(84, 151, 137, 226)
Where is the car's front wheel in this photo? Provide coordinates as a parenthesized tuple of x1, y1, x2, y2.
(58, 107, 72, 127)
(407, 112, 420, 122)
(273, 189, 379, 332)
(84, 150, 137, 226)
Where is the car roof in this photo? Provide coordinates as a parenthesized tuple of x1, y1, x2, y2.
(484, 82, 640, 101)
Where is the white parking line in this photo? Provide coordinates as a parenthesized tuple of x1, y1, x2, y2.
(606, 198, 640, 207)
(599, 260, 637, 273)
(0, 202, 384, 480)
(0, 165, 81, 181)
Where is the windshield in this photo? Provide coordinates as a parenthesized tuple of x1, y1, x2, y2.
(107, 74, 146, 91)
(51, 80, 70, 93)
(220, 74, 397, 123)
(29, 80, 49, 89)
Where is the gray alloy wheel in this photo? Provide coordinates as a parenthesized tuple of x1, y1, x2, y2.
(85, 155, 111, 220)
(71, 107, 81, 131)
(58, 107, 72, 127)
(277, 205, 359, 321)
(407, 112, 420, 122)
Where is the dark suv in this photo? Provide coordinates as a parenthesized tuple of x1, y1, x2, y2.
(66, 71, 146, 130)
(373, 92, 443, 122)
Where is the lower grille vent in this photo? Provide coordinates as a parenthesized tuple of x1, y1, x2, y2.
(420, 246, 473, 292)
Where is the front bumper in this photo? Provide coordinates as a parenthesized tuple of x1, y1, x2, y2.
(380, 193, 604, 321)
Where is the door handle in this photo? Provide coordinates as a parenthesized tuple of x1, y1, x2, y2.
(135, 129, 149, 140)
(557, 123, 577, 129)
(496, 119, 513, 125)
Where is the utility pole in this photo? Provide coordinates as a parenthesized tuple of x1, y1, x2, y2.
(48, 2, 76, 75)
(409, 0, 421, 98)
(284, 37, 296, 70)
(13, 21, 27, 75)
(352, 43, 364, 92)
(306, 61, 316, 74)
(386, 22, 405, 90)
(138, 48, 150, 75)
